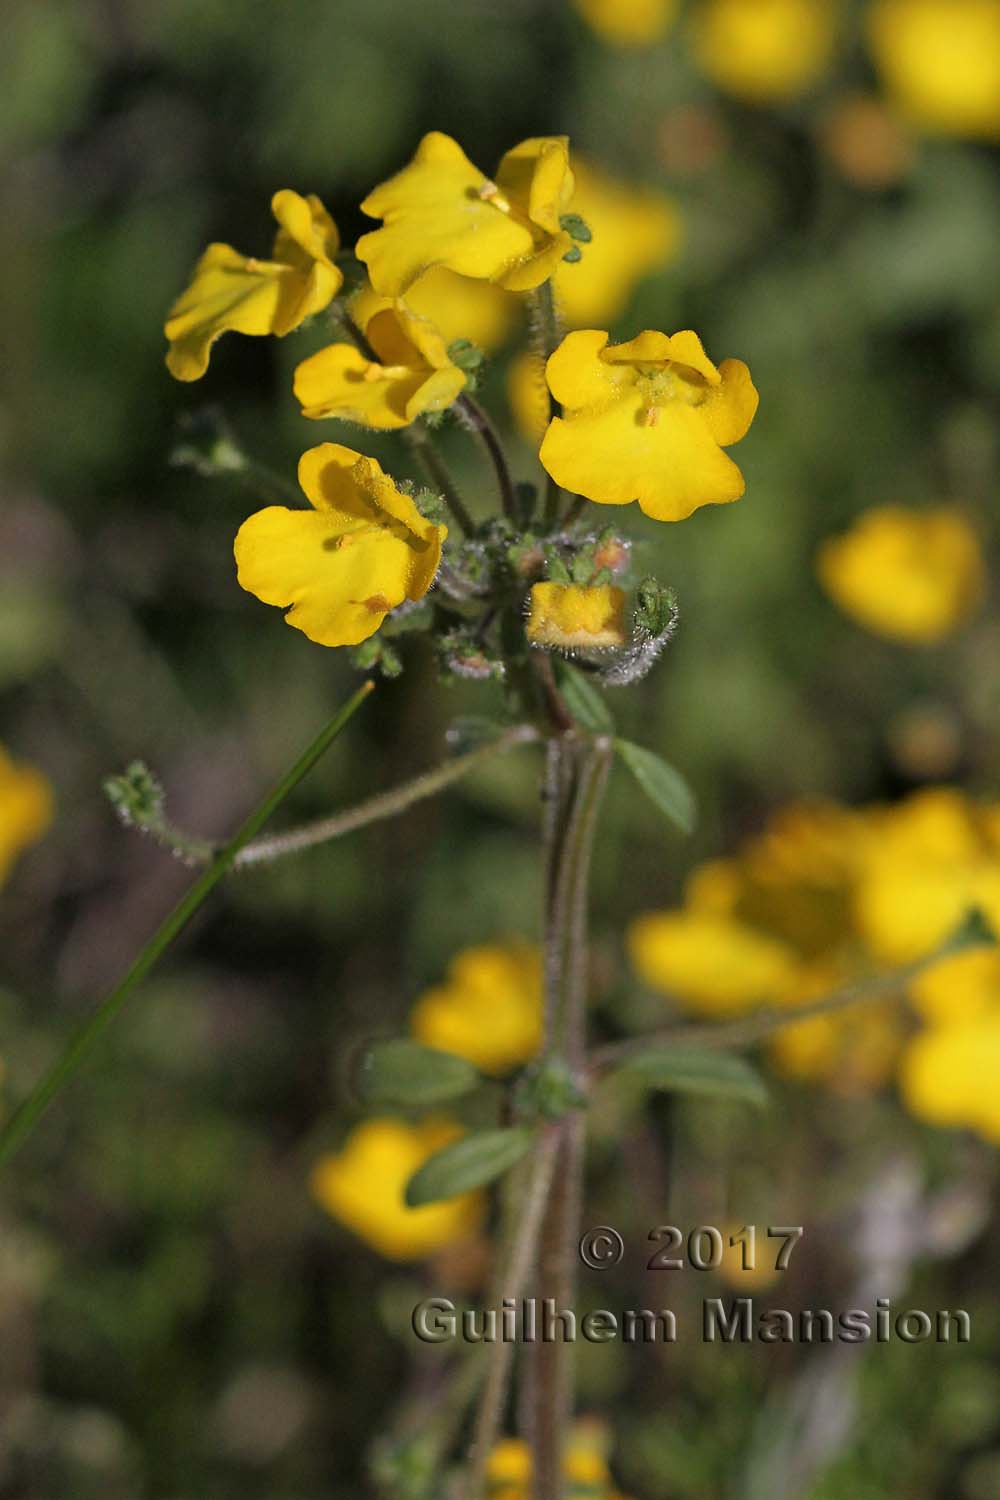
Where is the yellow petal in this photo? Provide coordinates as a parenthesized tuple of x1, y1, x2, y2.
(572, 0, 679, 46)
(554, 159, 680, 327)
(0, 745, 53, 887)
(545, 329, 630, 408)
(540, 388, 748, 520)
(526, 582, 628, 648)
(628, 910, 798, 1015)
(691, 0, 839, 104)
(900, 1020, 1000, 1141)
(357, 132, 536, 296)
(310, 1118, 484, 1261)
(293, 307, 464, 428)
(164, 191, 342, 380)
(817, 506, 984, 644)
(410, 943, 543, 1075)
(701, 359, 760, 445)
(165, 245, 297, 381)
(495, 135, 575, 235)
(235, 444, 445, 647)
(867, 0, 1000, 140)
(233, 505, 414, 646)
(605, 329, 721, 384)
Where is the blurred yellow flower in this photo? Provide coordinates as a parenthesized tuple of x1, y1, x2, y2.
(293, 305, 465, 429)
(357, 132, 575, 296)
(628, 909, 798, 1015)
(350, 269, 514, 353)
(867, 0, 1000, 140)
(899, 1020, 1000, 1142)
(310, 1117, 484, 1260)
(487, 1425, 620, 1498)
(507, 351, 551, 446)
(165, 191, 342, 381)
(556, 160, 680, 327)
(572, 0, 679, 47)
(526, 582, 628, 650)
(767, 965, 902, 1090)
(690, 0, 839, 104)
(410, 944, 542, 1075)
(854, 789, 1000, 964)
(0, 746, 53, 887)
(540, 330, 758, 521)
(817, 506, 985, 645)
(234, 443, 446, 648)
(909, 948, 1000, 1027)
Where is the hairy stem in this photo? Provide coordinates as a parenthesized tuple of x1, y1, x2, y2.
(589, 923, 997, 1075)
(528, 735, 613, 1499)
(235, 725, 537, 866)
(465, 1128, 562, 1500)
(404, 423, 477, 537)
(0, 682, 374, 1168)
(137, 726, 537, 868)
(528, 282, 564, 528)
(456, 394, 518, 523)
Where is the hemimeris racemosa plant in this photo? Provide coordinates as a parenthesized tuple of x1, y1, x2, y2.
(4, 132, 995, 1500)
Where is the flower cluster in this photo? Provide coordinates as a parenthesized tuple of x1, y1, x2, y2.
(628, 787, 1000, 1137)
(165, 132, 757, 674)
(573, 0, 1000, 144)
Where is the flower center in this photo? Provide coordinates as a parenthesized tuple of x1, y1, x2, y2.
(635, 365, 708, 427)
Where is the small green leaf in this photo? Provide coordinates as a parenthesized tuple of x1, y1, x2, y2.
(359, 1039, 481, 1107)
(615, 739, 695, 835)
(556, 664, 615, 734)
(621, 1048, 768, 1107)
(562, 244, 583, 264)
(405, 1127, 533, 1207)
(941, 906, 998, 956)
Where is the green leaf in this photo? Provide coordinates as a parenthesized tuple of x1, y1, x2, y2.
(405, 1127, 533, 1207)
(941, 906, 998, 956)
(615, 738, 695, 835)
(621, 1048, 768, 1107)
(556, 664, 615, 735)
(359, 1039, 480, 1107)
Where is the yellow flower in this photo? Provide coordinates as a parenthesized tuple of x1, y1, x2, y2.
(0, 745, 53, 887)
(627, 910, 798, 1015)
(817, 506, 985, 645)
(350, 269, 515, 354)
(539, 330, 758, 522)
(357, 132, 575, 297)
(487, 1428, 619, 1499)
(310, 1117, 484, 1261)
(573, 0, 678, 46)
(507, 352, 551, 446)
(767, 964, 902, 1090)
(165, 191, 342, 381)
(909, 948, 1000, 1027)
(853, 789, 1000, 964)
(234, 444, 446, 648)
(526, 582, 628, 650)
(690, 0, 839, 104)
(899, 1019, 1000, 1142)
(556, 160, 680, 328)
(293, 305, 466, 429)
(867, 0, 1000, 141)
(410, 944, 542, 1076)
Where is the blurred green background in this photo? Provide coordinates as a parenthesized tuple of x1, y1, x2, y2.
(1, 0, 999, 1496)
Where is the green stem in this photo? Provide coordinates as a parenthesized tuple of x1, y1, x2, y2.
(0, 682, 374, 1168)
(456, 394, 518, 522)
(465, 1128, 561, 1500)
(529, 735, 613, 1499)
(529, 282, 564, 528)
(588, 922, 997, 1075)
